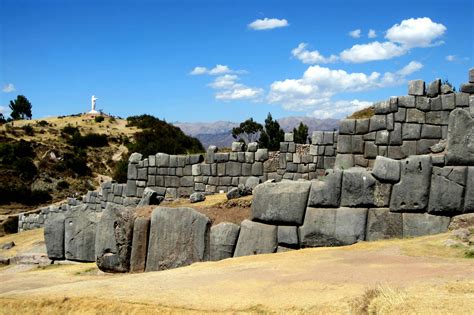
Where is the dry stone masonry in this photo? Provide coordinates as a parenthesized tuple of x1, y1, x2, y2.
(38, 68, 474, 274)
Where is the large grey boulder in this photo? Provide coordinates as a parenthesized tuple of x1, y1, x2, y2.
(340, 168, 388, 207)
(408, 80, 425, 96)
(138, 187, 164, 207)
(245, 176, 260, 190)
(95, 204, 136, 273)
(428, 167, 467, 215)
(372, 156, 401, 182)
(402, 213, 451, 237)
(146, 207, 211, 271)
(252, 181, 311, 225)
(277, 226, 299, 247)
(190, 192, 206, 203)
(233, 220, 277, 257)
(210, 222, 240, 261)
(130, 217, 150, 273)
(465, 167, 474, 212)
(449, 213, 474, 230)
(129, 152, 142, 163)
(390, 155, 432, 212)
(64, 205, 99, 262)
(427, 79, 441, 97)
(365, 208, 402, 241)
(446, 109, 474, 165)
(226, 184, 252, 200)
(307, 170, 342, 207)
(299, 207, 367, 247)
(44, 213, 65, 260)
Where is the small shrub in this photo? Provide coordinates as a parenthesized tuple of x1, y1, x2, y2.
(28, 189, 52, 205)
(112, 159, 129, 183)
(56, 180, 70, 190)
(13, 157, 37, 179)
(58, 152, 91, 176)
(0, 185, 51, 206)
(465, 248, 474, 259)
(0, 140, 35, 165)
(22, 124, 35, 136)
(36, 120, 49, 127)
(69, 133, 108, 148)
(61, 125, 79, 136)
(94, 115, 105, 123)
(109, 116, 116, 123)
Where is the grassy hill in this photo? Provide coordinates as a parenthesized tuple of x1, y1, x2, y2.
(0, 114, 139, 216)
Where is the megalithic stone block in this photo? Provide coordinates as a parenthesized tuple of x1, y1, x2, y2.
(299, 207, 367, 247)
(428, 166, 467, 215)
(233, 220, 277, 257)
(64, 205, 99, 262)
(95, 204, 136, 273)
(251, 181, 311, 225)
(390, 155, 432, 212)
(446, 109, 474, 165)
(402, 213, 450, 237)
(146, 207, 210, 272)
(365, 208, 402, 241)
(130, 217, 150, 273)
(210, 222, 240, 261)
(44, 213, 65, 260)
(307, 170, 342, 207)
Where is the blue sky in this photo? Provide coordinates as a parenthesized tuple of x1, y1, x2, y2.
(1, 0, 472, 122)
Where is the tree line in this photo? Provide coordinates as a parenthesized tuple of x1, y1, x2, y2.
(231, 113, 309, 150)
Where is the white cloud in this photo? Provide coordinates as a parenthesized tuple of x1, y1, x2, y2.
(215, 87, 264, 101)
(190, 64, 262, 101)
(396, 61, 423, 76)
(348, 29, 361, 38)
(309, 100, 373, 119)
(2, 83, 15, 93)
(268, 61, 422, 113)
(385, 17, 446, 48)
(368, 29, 377, 38)
(340, 41, 407, 63)
(291, 43, 338, 64)
(208, 74, 239, 89)
(445, 55, 456, 62)
(248, 18, 289, 30)
(189, 64, 234, 75)
(208, 74, 263, 101)
(209, 65, 231, 75)
(189, 66, 208, 75)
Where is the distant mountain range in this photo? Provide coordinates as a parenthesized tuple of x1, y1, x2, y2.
(174, 117, 340, 148)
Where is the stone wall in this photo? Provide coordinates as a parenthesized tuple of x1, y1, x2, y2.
(18, 198, 80, 232)
(42, 154, 472, 270)
(124, 131, 338, 200)
(335, 78, 472, 169)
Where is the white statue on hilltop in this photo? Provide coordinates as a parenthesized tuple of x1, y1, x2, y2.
(89, 95, 99, 114)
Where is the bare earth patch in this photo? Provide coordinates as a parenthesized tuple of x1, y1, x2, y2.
(136, 193, 252, 225)
(0, 228, 473, 314)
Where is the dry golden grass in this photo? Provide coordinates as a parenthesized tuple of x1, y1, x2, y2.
(347, 106, 375, 119)
(136, 194, 253, 225)
(0, 228, 44, 257)
(0, 114, 138, 143)
(1, 226, 473, 314)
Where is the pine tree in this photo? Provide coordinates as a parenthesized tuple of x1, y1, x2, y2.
(258, 113, 284, 150)
(293, 122, 309, 144)
(231, 118, 263, 144)
(9, 95, 32, 120)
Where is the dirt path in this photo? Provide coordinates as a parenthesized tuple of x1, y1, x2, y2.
(0, 230, 473, 314)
